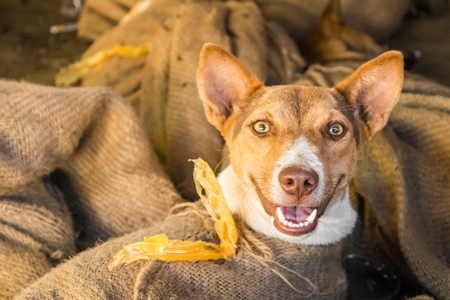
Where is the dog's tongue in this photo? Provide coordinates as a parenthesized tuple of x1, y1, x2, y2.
(281, 206, 314, 223)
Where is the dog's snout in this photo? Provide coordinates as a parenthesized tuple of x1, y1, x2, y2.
(279, 167, 318, 197)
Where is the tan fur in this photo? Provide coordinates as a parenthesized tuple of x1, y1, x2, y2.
(335, 51, 404, 136)
(197, 45, 262, 132)
(197, 44, 403, 244)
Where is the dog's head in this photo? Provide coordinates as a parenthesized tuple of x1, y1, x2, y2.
(197, 44, 403, 245)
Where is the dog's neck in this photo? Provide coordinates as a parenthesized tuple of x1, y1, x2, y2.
(218, 165, 357, 245)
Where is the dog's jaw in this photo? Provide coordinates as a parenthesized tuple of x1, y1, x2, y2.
(218, 165, 357, 246)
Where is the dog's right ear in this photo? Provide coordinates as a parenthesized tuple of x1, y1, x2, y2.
(197, 44, 263, 132)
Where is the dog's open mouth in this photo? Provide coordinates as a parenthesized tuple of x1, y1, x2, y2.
(274, 206, 318, 235)
(253, 181, 320, 236)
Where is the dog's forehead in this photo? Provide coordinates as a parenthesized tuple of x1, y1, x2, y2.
(250, 85, 342, 120)
(228, 85, 353, 140)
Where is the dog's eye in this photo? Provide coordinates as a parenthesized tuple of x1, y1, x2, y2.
(329, 123, 345, 136)
(253, 121, 270, 134)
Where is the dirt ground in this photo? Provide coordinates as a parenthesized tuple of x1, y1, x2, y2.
(0, 0, 90, 86)
(0, 1, 449, 87)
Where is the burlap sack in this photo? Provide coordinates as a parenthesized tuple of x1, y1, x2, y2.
(15, 203, 347, 299)
(0, 180, 75, 299)
(295, 68, 450, 299)
(78, 0, 410, 42)
(78, 0, 138, 40)
(0, 80, 181, 298)
(353, 84, 450, 299)
(76, 0, 305, 199)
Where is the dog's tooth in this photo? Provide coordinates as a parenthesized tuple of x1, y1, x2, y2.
(276, 207, 286, 222)
(283, 219, 300, 228)
(306, 209, 317, 223)
(277, 207, 316, 228)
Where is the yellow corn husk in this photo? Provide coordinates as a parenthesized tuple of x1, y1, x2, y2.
(109, 158, 238, 269)
(55, 43, 149, 87)
(191, 158, 238, 258)
(109, 234, 226, 267)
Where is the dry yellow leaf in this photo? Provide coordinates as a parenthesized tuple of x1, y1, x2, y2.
(191, 158, 238, 257)
(109, 158, 238, 269)
(55, 43, 149, 87)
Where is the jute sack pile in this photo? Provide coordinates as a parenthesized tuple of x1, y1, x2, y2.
(15, 203, 347, 299)
(295, 67, 450, 299)
(78, 0, 410, 42)
(0, 80, 181, 299)
(74, 0, 306, 199)
(0, 181, 75, 299)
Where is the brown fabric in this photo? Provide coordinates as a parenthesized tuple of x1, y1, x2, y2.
(354, 88, 450, 299)
(78, 0, 305, 199)
(259, 0, 410, 42)
(78, 0, 138, 40)
(0, 80, 181, 298)
(297, 0, 413, 43)
(296, 67, 450, 299)
(15, 203, 347, 299)
(0, 181, 74, 299)
(78, 0, 410, 42)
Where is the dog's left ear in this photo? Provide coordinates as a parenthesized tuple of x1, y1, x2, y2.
(197, 43, 263, 132)
(335, 51, 404, 138)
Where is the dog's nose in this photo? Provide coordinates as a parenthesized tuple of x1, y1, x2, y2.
(279, 167, 318, 197)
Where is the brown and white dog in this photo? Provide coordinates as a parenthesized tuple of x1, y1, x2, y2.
(197, 44, 403, 245)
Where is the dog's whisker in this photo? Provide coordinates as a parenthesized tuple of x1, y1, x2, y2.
(212, 155, 227, 174)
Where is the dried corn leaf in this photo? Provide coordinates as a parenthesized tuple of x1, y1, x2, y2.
(55, 43, 149, 87)
(191, 158, 238, 257)
(109, 158, 238, 269)
(109, 234, 226, 267)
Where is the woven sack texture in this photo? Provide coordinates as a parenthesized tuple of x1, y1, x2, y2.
(0, 80, 181, 298)
(0, 180, 75, 299)
(15, 203, 347, 299)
